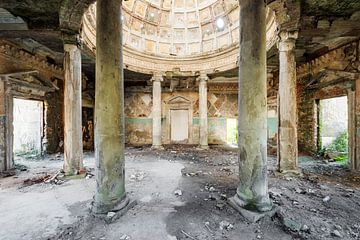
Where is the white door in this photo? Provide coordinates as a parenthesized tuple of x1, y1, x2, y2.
(171, 109, 189, 143)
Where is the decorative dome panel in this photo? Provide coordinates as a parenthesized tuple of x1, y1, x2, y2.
(82, 0, 278, 74)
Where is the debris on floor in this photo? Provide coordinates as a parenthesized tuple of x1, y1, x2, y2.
(119, 234, 131, 240)
(44, 170, 65, 185)
(174, 189, 182, 196)
(219, 220, 234, 230)
(2, 147, 360, 240)
(129, 171, 145, 181)
(23, 174, 51, 186)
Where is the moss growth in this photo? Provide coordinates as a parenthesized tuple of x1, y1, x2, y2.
(334, 153, 348, 163)
(319, 131, 349, 162)
(326, 131, 348, 153)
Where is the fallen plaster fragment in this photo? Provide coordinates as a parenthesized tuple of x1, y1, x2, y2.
(120, 234, 131, 240)
(219, 220, 234, 230)
(174, 189, 182, 196)
(322, 196, 331, 202)
(332, 230, 342, 238)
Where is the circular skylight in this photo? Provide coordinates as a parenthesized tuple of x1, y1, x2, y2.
(216, 18, 225, 30)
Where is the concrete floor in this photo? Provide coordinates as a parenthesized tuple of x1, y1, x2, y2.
(0, 146, 359, 240)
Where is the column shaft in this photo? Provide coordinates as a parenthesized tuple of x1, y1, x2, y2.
(348, 90, 356, 170)
(354, 77, 360, 171)
(63, 43, 83, 175)
(198, 74, 208, 148)
(278, 32, 298, 172)
(0, 80, 5, 172)
(0, 80, 13, 172)
(93, 0, 129, 214)
(152, 75, 162, 148)
(231, 0, 271, 212)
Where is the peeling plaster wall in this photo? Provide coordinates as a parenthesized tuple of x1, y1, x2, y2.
(124, 90, 239, 145)
(124, 89, 279, 147)
(207, 92, 237, 144)
(124, 92, 153, 144)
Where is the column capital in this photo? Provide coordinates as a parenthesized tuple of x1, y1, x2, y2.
(197, 72, 209, 82)
(151, 72, 164, 82)
(62, 32, 81, 46)
(278, 30, 298, 52)
(64, 43, 80, 52)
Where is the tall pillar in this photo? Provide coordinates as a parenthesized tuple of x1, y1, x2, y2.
(92, 0, 129, 214)
(0, 79, 13, 172)
(229, 0, 272, 214)
(277, 31, 299, 173)
(354, 77, 360, 171)
(198, 72, 209, 149)
(0, 79, 5, 172)
(151, 73, 163, 149)
(63, 43, 83, 175)
(348, 89, 356, 170)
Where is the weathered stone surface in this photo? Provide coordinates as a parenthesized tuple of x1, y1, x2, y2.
(0, 80, 13, 172)
(278, 31, 299, 172)
(44, 91, 63, 153)
(151, 73, 163, 149)
(63, 43, 83, 175)
(232, 0, 272, 212)
(228, 197, 277, 223)
(92, 0, 128, 214)
(198, 73, 209, 149)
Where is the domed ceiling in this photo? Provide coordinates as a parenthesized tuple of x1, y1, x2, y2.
(82, 0, 278, 75)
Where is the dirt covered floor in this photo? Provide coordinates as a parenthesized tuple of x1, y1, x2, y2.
(0, 146, 360, 240)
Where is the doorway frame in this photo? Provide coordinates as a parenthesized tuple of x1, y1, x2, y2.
(316, 94, 350, 165)
(0, 73, 56, 172)
(165, 96, 193, 144)
(12, 97, 44, 156)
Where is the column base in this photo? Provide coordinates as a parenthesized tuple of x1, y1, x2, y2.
(228, 195, 277, 223)
(91, 197, 130, 216)
(63, 166, 86, 176)
(197, 145, 209, 150)
(63, 168, 78, 176)
(275, 169, 302, 178)
(151, 145, 164, 150)
(91, 197, 137, 223)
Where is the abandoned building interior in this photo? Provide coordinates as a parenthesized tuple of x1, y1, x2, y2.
(0, 0, 360, 239)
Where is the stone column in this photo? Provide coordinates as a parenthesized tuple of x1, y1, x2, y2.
(63, 43, 83, 175)
(92, 0, 130, 214)
(229, 0, 272, 216)
(277, 31, 299, 173)
(0, 79, 13, 172)
(0, 79, 5, 172)
(198, 72, 209, 149)
(151, 73, 163, 149)
(354, 77, 360, 171)
(348, 89, 356, 170)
